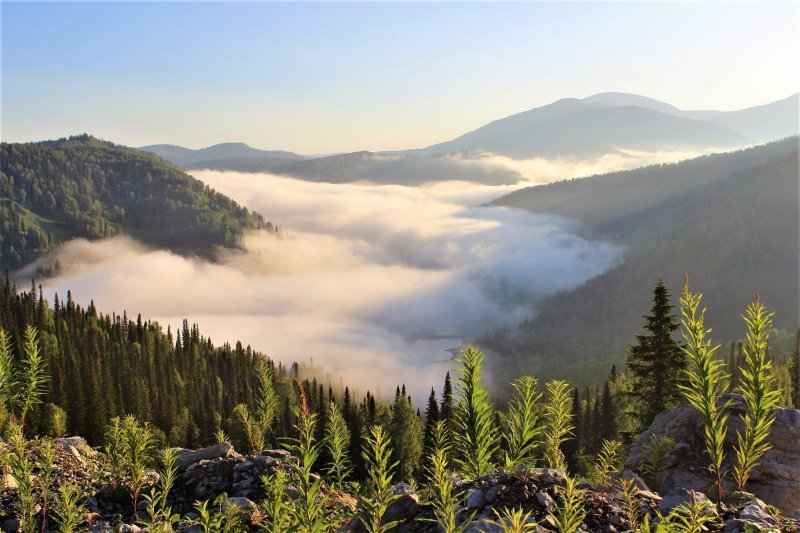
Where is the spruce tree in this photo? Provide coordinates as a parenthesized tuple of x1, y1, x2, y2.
(421, 388, 439, 465)
(440, 371, 453, 431)
(625, 279, 686, 432)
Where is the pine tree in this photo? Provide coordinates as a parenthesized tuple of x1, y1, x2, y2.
(388, 394, 423, 482)
(600, 380, 616, 443)
(421, 388, 439, 467)
(440, 372, 453, 431)
(563, 387, 582, 472)
(625, 280, 686, 432)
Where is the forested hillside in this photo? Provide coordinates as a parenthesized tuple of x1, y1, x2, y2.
(0, 276, 383, 452)
(487, 138, 799, 384)
(0, 135, 275, 271)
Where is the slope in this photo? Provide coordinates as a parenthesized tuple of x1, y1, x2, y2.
(0, 134, 275, 271)
(270, 150, 523, 185)
(140, 142, 306, 167)
(485, 138, 799, 384)
(421, 95, 752, 159)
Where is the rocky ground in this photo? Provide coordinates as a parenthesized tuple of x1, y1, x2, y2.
(625, 394, 800, 515)
(1, 434, 799, 532)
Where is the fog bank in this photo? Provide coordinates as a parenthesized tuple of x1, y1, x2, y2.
(39, 171, 623, 399)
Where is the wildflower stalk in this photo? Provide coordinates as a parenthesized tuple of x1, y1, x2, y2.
(733, 296, 780, 491)
(678, 278, 731, 503)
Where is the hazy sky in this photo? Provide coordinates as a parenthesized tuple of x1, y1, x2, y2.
(2, 2, 798, 153)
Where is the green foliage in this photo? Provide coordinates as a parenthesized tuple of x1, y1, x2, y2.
(139, 448, 181, 531)
(487, 139, 799, 387)
(105, 414, 158, 513)
(188, 494, 244, 532)
(625, 280, 686, 432)
(490, 506, 538, 532)
(42, 403, 68, 438)
(422, 421, 469, 533)
(0, 329, 12, 417)
(1, 135, 273, 270)
(51, 482, 87, 532)
(640, 434, 676, 493)
(661, 490, 718, 532)
(258, 470, 293, 533)
(388, 393, 423, 482)
(324, 400, 351, 487)
(13, 326, 48, 429)
(214, 429, 230, 444)
(679, 280, 731, 503)
(591, 439, 622, 490)
(503, 375, 544, 468)
(453, 346, 499, 478)
(360, 425, 402, 533)
(733, 297, 781, 491)
(0, 277, 284, 447)
(234, 359, 278, 454)
(282, 403, 332, 533)
(6, 422, 38, 532)
(616, 478, 642, 530)
(543, 380, 574, 471)
(37, 439, 56, 530)
(549, 476, 586, 533)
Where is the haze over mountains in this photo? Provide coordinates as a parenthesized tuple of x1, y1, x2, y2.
(140, 92, 799, 185)
(3, 88, 797, 395)
(486, 137, 799, 385)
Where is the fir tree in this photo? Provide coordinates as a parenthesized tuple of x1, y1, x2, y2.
(625, 280, 686, 432)
(421, 388, 439, 474)
(440, 372, 453, 431)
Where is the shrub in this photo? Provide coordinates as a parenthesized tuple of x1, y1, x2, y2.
(542, 380, 573, 471)
(678, 279, 731, 503)
(503, 375, 543, 469)
(105, 414, 158, 514)
(733, 296, 781, 491)
(454, 346, 499, 478)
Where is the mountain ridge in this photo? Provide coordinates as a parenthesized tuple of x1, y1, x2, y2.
(0, 134, 275, 271)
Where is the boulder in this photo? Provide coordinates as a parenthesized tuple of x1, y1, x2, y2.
(626, 394, 800, 513)
(657, 487, 712, 515)
(382, 483, 420, 525)
(174, 442, 239, 470)
(1, 518, 20, 533)
(2, 474, 17, 491)
(55, 436, 94, 458)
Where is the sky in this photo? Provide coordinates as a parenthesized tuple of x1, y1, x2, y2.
(2, 1, 799, 153)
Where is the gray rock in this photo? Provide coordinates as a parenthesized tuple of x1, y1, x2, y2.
(465, 488, 485, 508)
(55, 436, 94, 456)
(613, 469, 650, 491)
(382, 483, 420, 525)
(657, 487, 712, 515)
(263, 449, 292, 460)
(2, 473, 18, 490)
(738, 499, 777, 528)
(530, 468, 567, 485)
(91, 523, 141, 533)
(536, 490, 555, 509)
(463, 518, 502, 533)
(485, 484, 504, 502)
(1, 518, 20, 533)
(174, 442, 239, 470)
(226, 496, 257, 511)
(84, 496, 99, 512)
(626, 394, 800, 513)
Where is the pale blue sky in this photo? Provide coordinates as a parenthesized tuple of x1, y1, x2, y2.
(2, 2, 798, 153)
